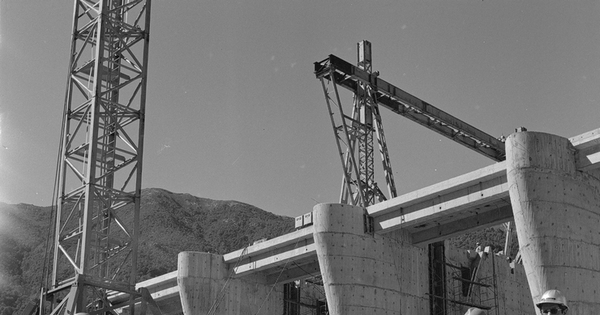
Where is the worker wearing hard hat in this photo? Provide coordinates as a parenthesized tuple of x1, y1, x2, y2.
(536, 289, 568, 314)
(464, 307, 486, 315)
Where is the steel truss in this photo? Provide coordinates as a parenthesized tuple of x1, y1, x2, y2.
(314, 54, 506, 163)
(315, 41, 506, 208)
(316, 41, 397, 207)
(41, 0, 159, 314)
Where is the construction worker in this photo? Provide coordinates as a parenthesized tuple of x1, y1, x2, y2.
(536, 289, 568, 314)
(464, 307, 486, 315)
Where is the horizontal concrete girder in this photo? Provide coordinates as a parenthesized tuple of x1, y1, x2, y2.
(232, 242, 316, 275)
(223, 225, 317, 281)
(569, 128, 600, 170)
(127, 128, 600, 315)
(367, 127, 600, 245)
(223, 226, 314, 263)
(368, 161, 511, 245)
(110, 271, 183, 315)
(219, 128, 600, 277)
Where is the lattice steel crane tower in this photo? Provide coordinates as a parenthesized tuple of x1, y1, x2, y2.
(39, 1, 159, 314)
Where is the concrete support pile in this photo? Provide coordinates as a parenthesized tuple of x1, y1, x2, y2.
(173, 130, 600, 315)
(493, 258, 533, 314)
(507, 131, 600, 314)
(313, 203, 428, 315)
(177, 252, 281, 315)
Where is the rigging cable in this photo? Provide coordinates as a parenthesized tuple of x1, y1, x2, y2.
(252, 236, 302, 315)
(207, 245, 249, 315)
(37, 63, 72, 313)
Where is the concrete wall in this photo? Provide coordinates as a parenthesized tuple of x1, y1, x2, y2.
(313, 203, 429, 315)
(173, 203, 538, 315)
(127, 129, 600, 315)
(178, 188, 593, 315)
(507, 131, 600, 314)
(177, 252, 282, 315)
(493, 256, 533, 315)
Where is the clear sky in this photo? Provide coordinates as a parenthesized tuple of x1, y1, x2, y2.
(1, 1, 599, 218)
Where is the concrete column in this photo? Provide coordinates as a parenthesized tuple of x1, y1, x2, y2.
(177, 252, 228, 314)
(313, 203, 428, 315)
(177, 251, 282, 315)
(506, 131, 600, 314)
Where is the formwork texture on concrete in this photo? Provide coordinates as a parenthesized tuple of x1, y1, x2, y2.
(507, 131, 600, 314)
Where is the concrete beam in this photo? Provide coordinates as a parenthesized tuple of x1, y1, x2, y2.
(368, 161, 509, 243)
(110, 271, 182, 315)
(264, 260, 321, 284)
(232, 242, 316, 275)
(123, 127, 600, 315)
(368, 161, 506, 218)
(216, 128, 600, 278)
(569, 128, 600, 171)
(223, 226, 314, 263)
(363, 127, 600, 245)
(411, 204, 513, 245)
(222, 225, 317, 278)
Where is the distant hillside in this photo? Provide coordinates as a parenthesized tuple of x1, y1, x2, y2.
(0, 188, 518, 315)
(0, 202, 52, 315)
(0, 188, 294, 315)
(136, 188, 295, 280)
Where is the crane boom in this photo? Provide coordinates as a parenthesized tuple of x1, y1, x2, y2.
(315, 54, 506, 162)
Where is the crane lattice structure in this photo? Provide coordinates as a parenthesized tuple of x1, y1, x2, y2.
(40, 1, 159, 314)
(314, 41, 506, 209)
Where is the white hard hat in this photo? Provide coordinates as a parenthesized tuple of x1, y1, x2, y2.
(464, 307, 486, 315)
(536, 289, 568, 310)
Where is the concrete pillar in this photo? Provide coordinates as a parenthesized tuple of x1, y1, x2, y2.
(313, 203, 428, 315)
(506, 131, 600, 314)
(177, 252, 228, 314)
(177, 251, 282, 315)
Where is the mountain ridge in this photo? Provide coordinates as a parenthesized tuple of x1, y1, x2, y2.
(0, 188, 295, 315)
(0, 187, 517, 315)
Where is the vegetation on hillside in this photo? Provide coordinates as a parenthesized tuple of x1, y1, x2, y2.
(0, 188, 294, 314)
(0, 188, 518, 314)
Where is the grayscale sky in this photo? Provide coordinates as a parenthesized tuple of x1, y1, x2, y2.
(1, 1, 599, 218)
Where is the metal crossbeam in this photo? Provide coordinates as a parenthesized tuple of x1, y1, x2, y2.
(315, 54, 506, 162)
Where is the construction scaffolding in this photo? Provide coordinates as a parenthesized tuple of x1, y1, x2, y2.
(429, 243, 499, 315)
(283, 278, 328, 315)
